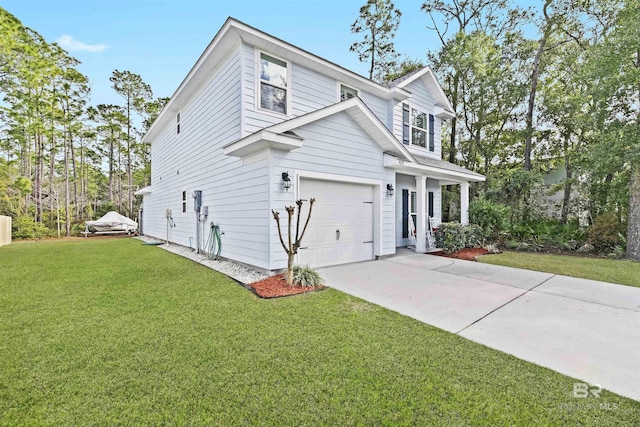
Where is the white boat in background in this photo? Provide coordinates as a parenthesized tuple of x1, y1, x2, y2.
(85, 211, 138, 235)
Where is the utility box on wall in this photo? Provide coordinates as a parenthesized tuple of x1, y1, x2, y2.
(0, 216, 11, 246)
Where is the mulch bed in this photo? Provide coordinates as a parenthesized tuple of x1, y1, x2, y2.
(248, 275, 326, 298)
(433, 247, 490, 261)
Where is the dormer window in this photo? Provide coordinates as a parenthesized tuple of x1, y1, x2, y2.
(259, 52, 288, 114)
(402, 104, 435, 152)
(340, 84, 358, 101)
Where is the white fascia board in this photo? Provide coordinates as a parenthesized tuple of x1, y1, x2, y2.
(383, 154, 486, 183)
(434, 105, 455, 119)
(223, 130, 303, 157)
(143, 18, 240, 144)
(263, 97, 413, 162)
(344, 101, 414, 162)
(395, 66, 455, 113)
(233, 21, 409, 101)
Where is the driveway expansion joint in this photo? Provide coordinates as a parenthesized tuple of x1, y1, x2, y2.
(455, 274, 557, 335)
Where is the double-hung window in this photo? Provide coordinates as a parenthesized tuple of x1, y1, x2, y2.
(411, 108, 428, 148)
(259, 53, 288, 114)
(402, 104, 435, 152)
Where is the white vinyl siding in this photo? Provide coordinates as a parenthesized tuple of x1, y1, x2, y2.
(269, 111, 395, 270)
(143, 47, 272, 270)
(242, 43, 391, 136)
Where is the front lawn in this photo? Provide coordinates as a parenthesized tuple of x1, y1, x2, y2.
(479, 251, 640, 288)
(1, 239, 638, 425)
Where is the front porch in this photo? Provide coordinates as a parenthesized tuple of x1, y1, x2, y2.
(386, 154, 485, 253)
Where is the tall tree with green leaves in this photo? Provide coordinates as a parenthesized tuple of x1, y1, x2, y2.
(350, 0, 402, 82)
(88, 104, 127, 212)
(582, 0, 640, 259)
(109, 70, 152, 216)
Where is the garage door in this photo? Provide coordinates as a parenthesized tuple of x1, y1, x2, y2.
(298, 178, 374, 268)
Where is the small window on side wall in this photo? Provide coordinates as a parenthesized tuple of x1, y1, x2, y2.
(182, 191, 187, 213)
(176, 112, 181, 135)
(340, 84, 358, 101)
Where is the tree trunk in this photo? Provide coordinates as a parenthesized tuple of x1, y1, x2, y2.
(561, 163, 572, 224)
(108, 135, 114, 203)
(64, 124, 70, 237)
(35, 131, 43, 223)
(70, 129, 78, 218)
(524, 34, 548, 171)
(127, 97, 132, 217)
(626, 165, 640, 261)
(286, 253, 294, 286)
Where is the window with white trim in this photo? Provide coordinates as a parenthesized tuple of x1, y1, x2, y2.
(411, 108, 428, 148)
(182, 190, 187, 213)
(176, 112, 181, 134)
(259, 52, 288, 114)
(340, 84, 358, 101)
(402, 104, 434, 151)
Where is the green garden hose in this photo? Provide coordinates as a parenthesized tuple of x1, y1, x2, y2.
(205, 222, 222, 260)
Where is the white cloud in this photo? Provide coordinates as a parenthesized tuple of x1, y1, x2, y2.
(55, 35, 108, 53)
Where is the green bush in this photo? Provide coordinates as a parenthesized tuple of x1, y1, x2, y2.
(290, 265, 324, 288)
(434, 223, 483, 254)
(504, 218, 586, 249)
(588, 213, 625, 251)
(12, 216, 53, 240)
(469, 199, 510, 237)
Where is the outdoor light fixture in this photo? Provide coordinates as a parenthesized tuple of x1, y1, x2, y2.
(282, 172, 292, 191)
(387, 183, 394, 197)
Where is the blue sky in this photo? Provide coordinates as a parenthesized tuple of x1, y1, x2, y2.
(4, 0, 538, 107)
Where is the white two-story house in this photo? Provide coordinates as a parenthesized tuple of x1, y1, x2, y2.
(138, 18, 485, 274)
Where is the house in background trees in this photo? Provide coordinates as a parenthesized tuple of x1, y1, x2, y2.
(137, 18, 484, 274)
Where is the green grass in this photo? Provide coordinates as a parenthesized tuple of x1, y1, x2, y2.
(1, 239, 638, 425)
(479, 251, 640, 288)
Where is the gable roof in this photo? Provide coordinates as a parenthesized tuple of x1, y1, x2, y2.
(223, 97, 415, 161)
(388, 66, 455, 116)
(143, 18, 416, 143)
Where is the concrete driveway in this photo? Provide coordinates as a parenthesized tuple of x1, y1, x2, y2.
(319, 252, 640, 401)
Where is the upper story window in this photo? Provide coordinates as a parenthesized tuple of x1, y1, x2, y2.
(259, 52, 288, 114)
(402, 104, 435, 152)
(176, 112, 181, 134)
(340, 84, 358, 101)
(411, 108, 428, 148)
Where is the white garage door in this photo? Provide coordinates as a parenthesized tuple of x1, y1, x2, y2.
(298, 178, 374, 268)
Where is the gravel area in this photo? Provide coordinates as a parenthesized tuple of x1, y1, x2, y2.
(136, 236, 268, 284)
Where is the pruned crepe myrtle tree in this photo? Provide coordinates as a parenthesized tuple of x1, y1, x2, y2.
(272, 198, 316, 286)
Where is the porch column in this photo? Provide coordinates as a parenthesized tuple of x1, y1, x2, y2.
(415, 175, 427, 253)
(460, 182, 470, 224)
